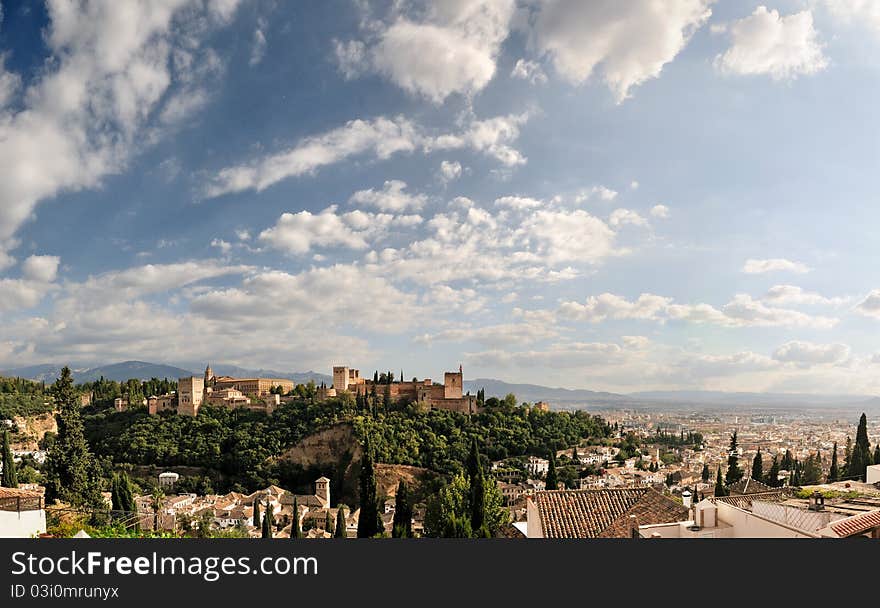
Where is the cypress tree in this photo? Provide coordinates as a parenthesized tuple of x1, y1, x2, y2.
(873, 445, 880, 466)
(252, 498, 261, 528)
(325, 510, 334, 535)
(701, 463, 710, 483)
(357, 438, 382, 538)
(262, 501, 273, 539)
(767, 455, 780, 487)
(43, 367, 103, 508)
(545, 450, 558, 490)
(828, 442, 840, 482)
(2, 430, 18, 488)
(751, 449, 763, 483)
(849, 413, 871, 481)
(291, 497, 301, 538)
(781, 449, 794, 472)
(392, 480, 413, 538)
(335, 505, 346, 538)
(466, 440, 485, 534)
(714, 466, 727, 497)
(725, 431, 743, 485)
(842, 436, 852, 477)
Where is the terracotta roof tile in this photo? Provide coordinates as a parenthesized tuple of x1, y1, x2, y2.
(827, 510, 880, 538)
(534, 488, 688, 538)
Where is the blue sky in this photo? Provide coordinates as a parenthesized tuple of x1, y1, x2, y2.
(3, 0, 880, 393)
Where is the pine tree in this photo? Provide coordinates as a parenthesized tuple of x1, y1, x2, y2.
(767, 456, 781, 487)
(701, 463, 710, 483)
(357, 438, 382, 538)
(751, 449, 763, 483)
(849, 413, 872, 481)
(335, 505, 346, 538)
(253, 498, 261, 528)
(466, 440, 486, 533)
(1, 430, 18, 488)
(291, 497, 301, 538)
(828, 442, 840, 482)
(725, 431, 743, 485)
(545, 450, 558, 490)
(43, 367, 103, 508)
(714, 466, 727, 497)
(392, 480, 413, 538)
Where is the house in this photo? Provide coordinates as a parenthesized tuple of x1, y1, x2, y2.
(0, 487, 46, 538)
(726, 477, 774, 495)
(526, 456, 549, 477)
(526, 488, 689, 538)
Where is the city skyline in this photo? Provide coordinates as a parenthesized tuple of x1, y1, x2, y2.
(4, 1, 880, 393)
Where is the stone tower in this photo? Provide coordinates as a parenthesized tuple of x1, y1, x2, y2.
(315, 476, 331, 507)
(204, 364, 213, 387)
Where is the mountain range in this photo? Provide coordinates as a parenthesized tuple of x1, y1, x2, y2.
(3, 360, 878, 409)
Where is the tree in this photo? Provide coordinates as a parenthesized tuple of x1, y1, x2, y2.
(725, 431, 743, 485)
(111, 472, 134, 512)
(335, 505, 346, 538)
(714, 466, 727, 497)
(873, 445, 880, 466)
(1, 430, 17, 488)
(424, 472, 508, 537)
(357, 438, 382, 538)
(545, 450, 558, 490)
(392, 480, 413, 538)
(843, 436, 852, 478)
(252, 498, 261, 529)
(766, 455, 781, 487)
(849, 413, 872, 481)
(466, 440, 486, 534)
(291, 497, 301, 538)
(701, 463, 710, 484)
(43, 367, 103, 508)
(262, 501, 273, 538)
(751, 449, 763, 483)
(828, 442, 840, 482)
(781, 449, 794, 472)
(325, 510, 334, 535)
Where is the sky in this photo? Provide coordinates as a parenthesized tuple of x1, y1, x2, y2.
(3, 0, 880, 394)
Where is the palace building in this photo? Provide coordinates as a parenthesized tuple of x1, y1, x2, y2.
(319, 364, 479, 414)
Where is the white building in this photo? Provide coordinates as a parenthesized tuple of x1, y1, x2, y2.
(526, 456, 549, 477)
(0, 488, 46, 538)
(867, 464, 880, 485)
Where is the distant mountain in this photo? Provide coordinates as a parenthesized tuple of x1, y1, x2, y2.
(1, 360, 333, 385)
(628, 390, 878, 407)
(1, 361, 197, 383)
(464, 378, 627, 404)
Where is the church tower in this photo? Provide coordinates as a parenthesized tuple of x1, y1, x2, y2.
(204, 364, 214, 386)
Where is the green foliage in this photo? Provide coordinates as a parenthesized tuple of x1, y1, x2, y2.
(261, 501, 273, 539)
(725, 431, 743, 485)
(545, 450, 558, 490)
(392, 480, 413, 538)
(828, 442, 839, 483)
(767, 455, 781, 487)
(714, 466, 727, 497)
(751, 449, 763, 483)
(357, 438, 382, 538)
(701, 463, 710, 483)
(43, 367, 104, 508)
(848, 413, 872, 481)
(424, 472, 507, 537)
(1, 430, 17, 488)
(291, 497, 301, 538)
(252, 498, 261, 529)
(335, 505, 346, 538)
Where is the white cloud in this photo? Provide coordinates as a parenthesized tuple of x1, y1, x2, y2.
(258, 206, 421, 255)
(742, 258, 811, 274)
(764, 284, 847, 306)
(349, 180, 427, 212)
(249, 24, 267, 66)
(529, 0, 714, 101)
(205, 112, 529, 198)
(772, 340, 850, 365)
(630, 181, 640, 190)
(609, 208, 648, 228)
(494, 196, 543, 210)
(0, 1, 239, 264)
(518, 209, 618, 264)
(510, 58, 547, 84)
(439, 160, 462, 182)
(211, 238, 232, 254)
(821, 0, 880, 34)
(650, 204, 670, 219)
(21, 255, 60, 283)
(575, 185, 618, 203)
(339, 1, 516, 103)
(558, 291, 838, 329)
(715, 6, 828, 80)
(855, 289, 880, 319)
(415, 322, 557, 348)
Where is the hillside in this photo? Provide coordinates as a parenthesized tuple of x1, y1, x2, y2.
(465, 378, 627, 404)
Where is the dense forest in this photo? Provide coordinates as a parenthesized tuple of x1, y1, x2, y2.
(0, 376, 53, 419)
(81, 396, 611, 493)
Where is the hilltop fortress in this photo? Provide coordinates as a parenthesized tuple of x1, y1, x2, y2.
(318, 365, 479, 414)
